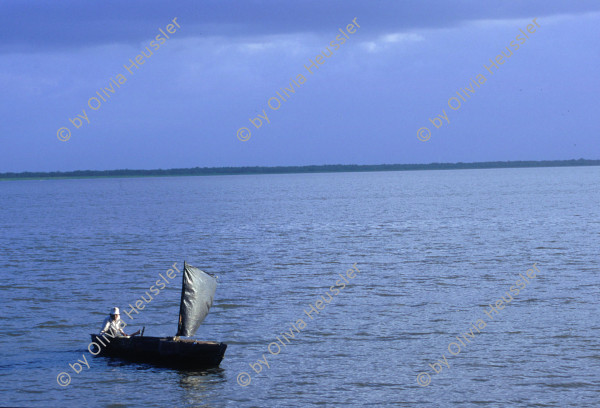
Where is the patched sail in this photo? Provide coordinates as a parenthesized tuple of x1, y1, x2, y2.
(176, 262, 217, 337)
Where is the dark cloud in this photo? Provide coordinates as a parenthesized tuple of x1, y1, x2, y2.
(1, 0, 599, 52)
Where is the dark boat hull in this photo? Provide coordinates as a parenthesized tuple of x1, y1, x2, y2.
(90, 334, 227, 368)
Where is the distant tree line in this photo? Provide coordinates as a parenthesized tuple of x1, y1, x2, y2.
(1, 159, 598, 180)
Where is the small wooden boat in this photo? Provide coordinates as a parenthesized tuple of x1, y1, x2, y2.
(89, 334, 227, 368)
(90, 262, 227, 368)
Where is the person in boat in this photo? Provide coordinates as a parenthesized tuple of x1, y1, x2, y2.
(100, 307, 141, 337)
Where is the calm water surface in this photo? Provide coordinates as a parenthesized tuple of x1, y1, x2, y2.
(0, 167, 599, 407)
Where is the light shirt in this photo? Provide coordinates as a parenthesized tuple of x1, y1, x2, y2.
(100, 316, 126, 337)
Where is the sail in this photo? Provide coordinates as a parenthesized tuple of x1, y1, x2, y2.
(176, 262, 217, 337)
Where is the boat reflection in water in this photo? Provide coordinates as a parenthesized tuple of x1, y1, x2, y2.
(90, 262, 227, 368)
(177, 366, 226, 406)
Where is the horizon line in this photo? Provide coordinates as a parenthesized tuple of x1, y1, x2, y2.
(1, 158, 599, 181)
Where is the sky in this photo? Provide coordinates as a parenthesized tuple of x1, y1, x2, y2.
(0, 0, 599, 172)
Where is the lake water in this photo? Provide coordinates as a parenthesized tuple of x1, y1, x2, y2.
(1, 167, 599, 407)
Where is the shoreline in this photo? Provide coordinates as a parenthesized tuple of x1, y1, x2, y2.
(1, 159, 599, 181)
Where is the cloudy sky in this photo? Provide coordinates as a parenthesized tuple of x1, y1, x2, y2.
(1, 0, 599, 172)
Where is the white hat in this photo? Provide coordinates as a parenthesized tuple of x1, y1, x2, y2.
(111, 307, 120, 315)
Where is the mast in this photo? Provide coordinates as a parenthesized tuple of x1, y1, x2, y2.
(175, 260, 187, 337)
